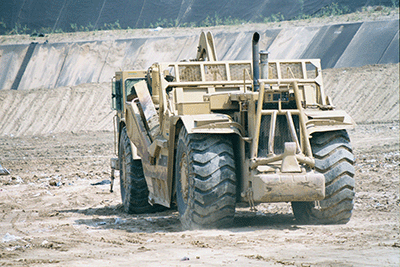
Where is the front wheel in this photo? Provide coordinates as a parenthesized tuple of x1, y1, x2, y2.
(175, 127, 237, 229)
(119, 126, 160, 213)
(292, 130, 355, 224)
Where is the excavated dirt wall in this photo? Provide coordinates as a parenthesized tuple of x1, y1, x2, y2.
(0, 19, 398, 90)
(0, 63, 398, 137)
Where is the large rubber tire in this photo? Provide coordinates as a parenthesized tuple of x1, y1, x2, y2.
(175, 127, 237, 230)
(119, 126, 158, 214)
(292, 130, 355, 224)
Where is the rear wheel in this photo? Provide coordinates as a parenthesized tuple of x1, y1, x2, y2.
(119, 126, 159, 213)
(292, 130, 355, 224)
(175, 127, 237, 229)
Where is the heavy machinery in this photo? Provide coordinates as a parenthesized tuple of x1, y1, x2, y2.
(110, 31, 355, 229)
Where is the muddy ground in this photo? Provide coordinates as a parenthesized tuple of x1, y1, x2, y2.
(0, 123, 398, 266)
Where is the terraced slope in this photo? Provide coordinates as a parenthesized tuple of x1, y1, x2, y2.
(0, 63, 398, 137)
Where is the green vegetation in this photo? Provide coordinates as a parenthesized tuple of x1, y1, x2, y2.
(314, 2, 351, 17)
(196, 13, 247, 27)
(7, 22, 30, 35)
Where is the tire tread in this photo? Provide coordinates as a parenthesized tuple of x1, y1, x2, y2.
(176, 128, 236, 229)
(292, 130, 355, 224)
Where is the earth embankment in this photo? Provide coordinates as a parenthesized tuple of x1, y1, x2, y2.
(0, 19, 398, 90)
(0, 63, 398, 137)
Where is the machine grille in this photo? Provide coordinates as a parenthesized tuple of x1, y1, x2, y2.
(204, 64, 227, 81)
(229, 63, 251, 80)
(179, 65, 201, 82)
(258, 114, 300, 157)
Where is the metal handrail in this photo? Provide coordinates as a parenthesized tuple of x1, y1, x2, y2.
(250, 81, 314, 166)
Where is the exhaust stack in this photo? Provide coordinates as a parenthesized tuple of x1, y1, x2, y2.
(252, 32, 260, 91)
(260, 50, 270, 79)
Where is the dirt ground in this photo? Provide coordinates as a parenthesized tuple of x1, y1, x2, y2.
(0, 122, 398, 266)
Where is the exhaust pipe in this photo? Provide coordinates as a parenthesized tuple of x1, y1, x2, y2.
(252, 32, 260, 91)
(260, 50, 270, 79)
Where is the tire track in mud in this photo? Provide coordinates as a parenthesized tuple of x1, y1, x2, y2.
(51, 87, 72, 133)
(0, 83, 114, 136)
(323, 63, 399, 123)
(18, 91, 47, 136)
(0, 90, 18, 134)
(29, 90, 59, 135)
